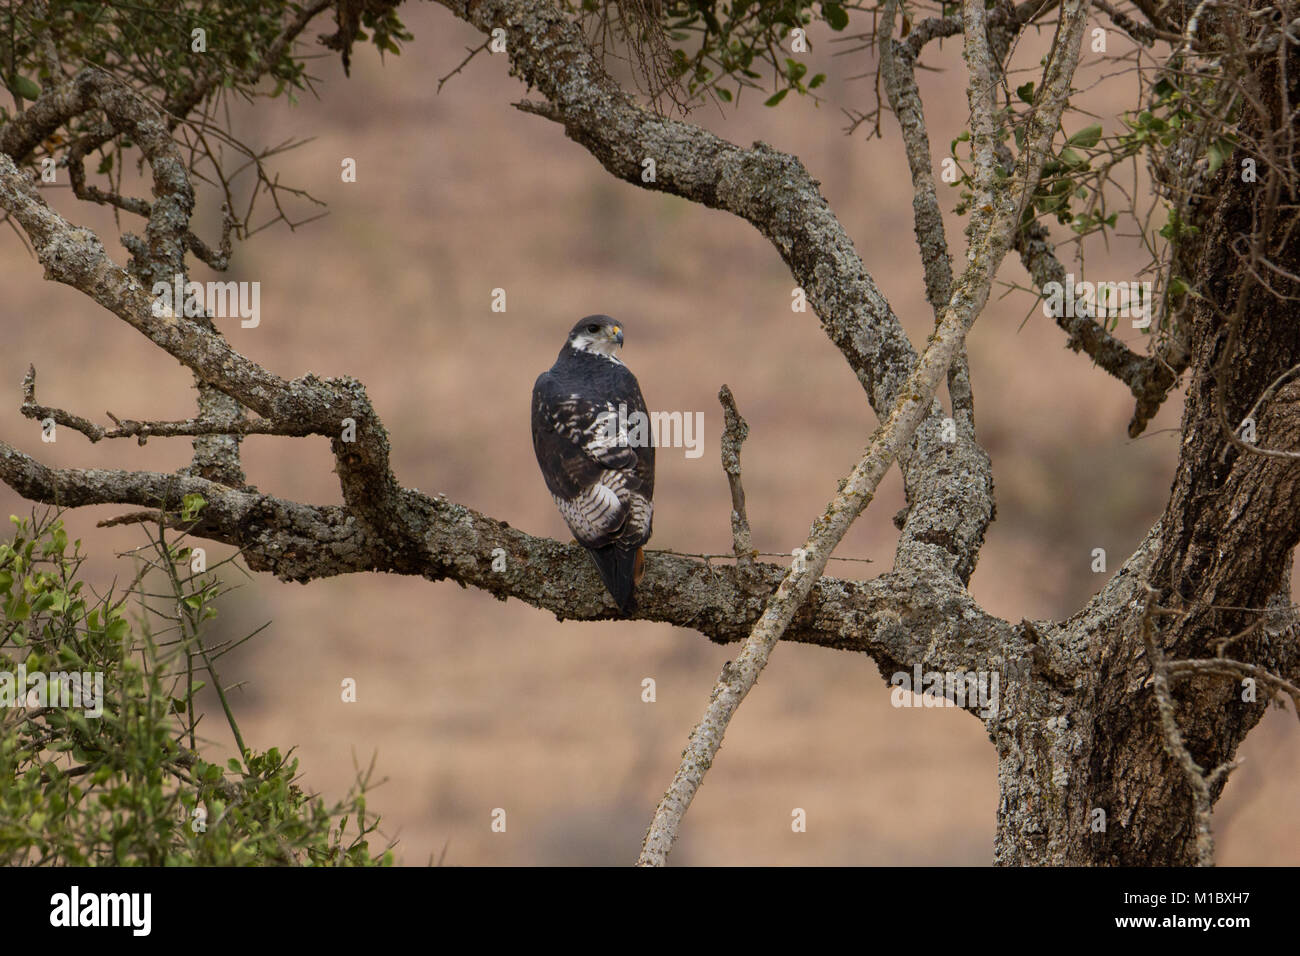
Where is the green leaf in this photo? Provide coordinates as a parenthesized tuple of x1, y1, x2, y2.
(764, 88, 789, 107)
(9, 75, 41, 101)
(1059, 147, 1087, 167)
(105, 616, 129, 643)
(808, 73, 826, 89)
(1206, 141, 1227, 176)
(1016, 81, 1035, 104)
(716, 87, 732, 102)
(823, 2, 849, 30)
(180, 493, 207, 522)
(5, 595, 29, 622)
(1066, 124, 1103, 148)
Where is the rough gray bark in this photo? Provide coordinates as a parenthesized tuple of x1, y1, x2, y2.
(991, 0, 1300, 864)
(0, 0, 1297, 866)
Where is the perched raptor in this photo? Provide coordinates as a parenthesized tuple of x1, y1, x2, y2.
(531, 315, 655, 614)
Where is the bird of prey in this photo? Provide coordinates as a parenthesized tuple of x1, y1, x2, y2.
(531, 315, 655, 614)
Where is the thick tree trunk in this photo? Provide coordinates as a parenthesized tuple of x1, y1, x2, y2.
(994, 25, 1300, 862)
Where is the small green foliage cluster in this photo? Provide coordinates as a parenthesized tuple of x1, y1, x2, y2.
(947, 73, 1230, 266)
(5, 2, 303, 118)
(574, 0, 846, 105)
(1, 0, 409, 197)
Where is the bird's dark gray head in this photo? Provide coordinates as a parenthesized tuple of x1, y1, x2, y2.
(566, 315, 624, 360)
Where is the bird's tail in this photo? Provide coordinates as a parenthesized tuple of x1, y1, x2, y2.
(588, 545, 643, 614)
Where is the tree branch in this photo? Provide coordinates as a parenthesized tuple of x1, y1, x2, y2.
(0, 437, 1013, 663)
(0, 146, 403, 535)
(879, 0, 973, 435)
(21, 365, 308, 444)
(0, 0, 334, 167)
(1165, 657, 1300, 720)
(459, 0, 995, 585)
(1014, 218, 1184, 438)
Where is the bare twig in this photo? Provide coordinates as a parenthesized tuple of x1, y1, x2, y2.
(1091, 0, 1179, 45)
(1164, 657, 1300, 721)
(1139, 584, 1234, 867)
(717, 386, 753, 569)
(438, 40, 491, 93)
(28, 0, 64, 81)
(22, 364, 311, 444)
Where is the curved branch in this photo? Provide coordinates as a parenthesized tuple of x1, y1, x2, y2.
(0, 149, 401, 533)
(1015, 218, 1183, 437)
(443, 0, 995, 585)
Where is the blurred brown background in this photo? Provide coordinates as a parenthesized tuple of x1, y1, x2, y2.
(1, 5, 1296, 864)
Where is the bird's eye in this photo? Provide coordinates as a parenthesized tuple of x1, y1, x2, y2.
(586, 324, 600, 334)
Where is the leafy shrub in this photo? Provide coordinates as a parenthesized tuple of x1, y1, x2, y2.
(0, 508, 391, 866)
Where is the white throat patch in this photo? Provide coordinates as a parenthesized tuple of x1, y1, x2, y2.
(569, 335, 624, 364)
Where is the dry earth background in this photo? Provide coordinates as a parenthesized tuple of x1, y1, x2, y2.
(1, 4, 1296, 864)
